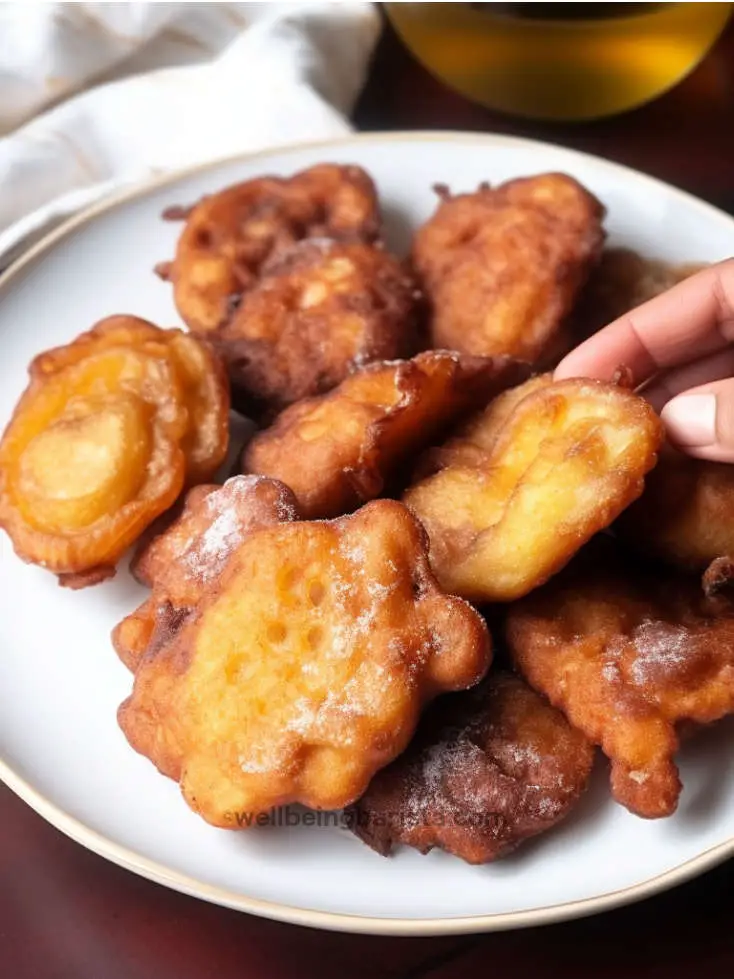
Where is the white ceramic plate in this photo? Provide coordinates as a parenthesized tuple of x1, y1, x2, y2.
(1, 132, 734, 936)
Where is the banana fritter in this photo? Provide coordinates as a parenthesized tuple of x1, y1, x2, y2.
(506, 538, 734, 818)
(113, 475, 300, 670)
(0, 316, 229, 587)
(213, 238, 419, 418)
(243, 351, 528, 519)
(118, 500, 491, 827)
(617, 450, 734, 573)
(348, 670, 593, 864)
(412, 174, 605, 366)
(404, 375, 662, 602)
(158, 163, 381, 334)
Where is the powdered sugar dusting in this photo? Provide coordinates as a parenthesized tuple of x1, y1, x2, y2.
(180, 476, 297, 583)
(628, 620, 691, 686)
(183, 505, 244, 582)
(504, 742, 543, 769)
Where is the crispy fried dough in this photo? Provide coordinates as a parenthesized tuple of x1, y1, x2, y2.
(113, 476, 299, 670)
(506, 538, 734, 818)
(348, 670, 593, 864)
(213, 239, 418, 417)
(0, 316, 229, 585)
(31, 315, 230, 485)
(160, 163, 380, 334)
(617, 450, 734, 573)
(243, 351, 528, 519)
(414, 372, 551, 479)
(118, 500, 491, 826)
(412, 174, 605, 365)
(404, 375, 662, 602)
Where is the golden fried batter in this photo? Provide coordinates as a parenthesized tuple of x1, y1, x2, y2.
(113, 476, 300, 670)
(414, 372, 551, 479)
(506, 538, 734, 818)
(347, 670, 593, 864)
(212, 238, 419, 417)
(568, 248, 708, 344)
(0, 316, 229, 586)
(616, 450, 734, 572)
(159, 163, 380, 334)
(412, 174, 605, 365)
(29, 315, 230, 484)
(243, 351, 528, 519)
(118, 500, 491, 826)
(404, 375, 662, 602)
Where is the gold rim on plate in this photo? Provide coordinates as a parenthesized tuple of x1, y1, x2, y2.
(1, 131, 733, 935)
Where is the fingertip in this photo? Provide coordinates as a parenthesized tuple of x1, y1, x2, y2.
(660, 380, 734, 463)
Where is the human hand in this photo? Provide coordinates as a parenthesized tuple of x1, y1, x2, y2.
(555, 259, 734, 462)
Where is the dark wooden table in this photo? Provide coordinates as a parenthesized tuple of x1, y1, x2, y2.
(355, 15, 734, 213)
(4, 15, 734, 979)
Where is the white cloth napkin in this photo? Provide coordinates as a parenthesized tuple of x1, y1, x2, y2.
(0, 2, 380, 266)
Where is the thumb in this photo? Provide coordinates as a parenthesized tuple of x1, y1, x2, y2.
(661, 378, 734, 462)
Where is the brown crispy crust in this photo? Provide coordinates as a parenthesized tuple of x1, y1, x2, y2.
(617, 451, 734, 572)
(58, 566, 118, 589)
(243, 351, 529, 519)
(213, 239, 419, 419)
(347, 670, 593, 864)
(162, 163, 381, 335)
(702, 556, 734, 603)
(413, 173, 605, 366)
(506, 537, 734, 818)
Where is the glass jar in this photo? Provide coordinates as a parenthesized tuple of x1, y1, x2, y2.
(386, 3, 732, 121)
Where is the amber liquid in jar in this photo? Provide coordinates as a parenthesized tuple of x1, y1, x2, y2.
(386, 3, 731, 121)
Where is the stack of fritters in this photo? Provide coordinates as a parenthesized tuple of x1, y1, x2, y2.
(117, 349, 666, 857)
(2, 159, 725, 867)
(157, 164, 420, 418)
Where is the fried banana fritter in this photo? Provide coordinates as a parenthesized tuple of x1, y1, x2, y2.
(616, 450, 734, 573)
(213, 238, 419, 418)
(506, 538, 734, 818)
(113, 475, 300, 670)
(0, 316, 229, 587)
(159, 163, 380, 334)
(29, 315, 230, 486)
(347, 670, 593, 864)
(242, 351, 528, 519)
(414, 372, 551, 479)
(404, 375, 662, 603)
(412, 174, 605, 365)
(568, 248, 708, 344)
(118, 500, 491, 826)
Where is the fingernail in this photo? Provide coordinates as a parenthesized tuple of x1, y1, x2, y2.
(661, 393, 717, 446)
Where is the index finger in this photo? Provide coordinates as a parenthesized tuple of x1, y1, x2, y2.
(555, 258, 734, 385)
